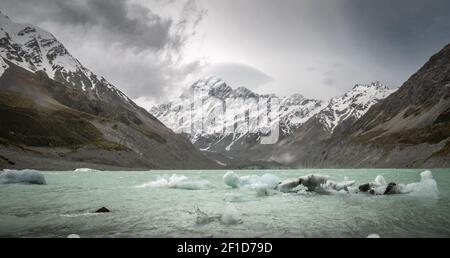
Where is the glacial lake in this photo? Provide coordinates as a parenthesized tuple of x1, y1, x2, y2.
(0, 169, 449, 238)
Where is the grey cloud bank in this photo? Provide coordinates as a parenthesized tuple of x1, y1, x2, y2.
(1, 0, 449, 106)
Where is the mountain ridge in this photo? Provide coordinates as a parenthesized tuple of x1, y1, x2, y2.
(270, 43, 450, 168)
(0, 11, 218, 170)
(151, 76, 395, 168)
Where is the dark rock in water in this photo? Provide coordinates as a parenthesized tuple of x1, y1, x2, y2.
(95, 207, 111, 213)
(359, 184, 371, 192)
(384, 183, 398, 195)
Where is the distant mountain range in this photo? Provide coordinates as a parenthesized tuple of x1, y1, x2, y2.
(151, 45, 450, 168)
(151, 77, 397, 168)
(0, 11, 217, 170)
(1, 10, 448, 170)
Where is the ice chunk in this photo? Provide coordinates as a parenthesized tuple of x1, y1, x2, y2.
(0, 169, 46, 185)
(325, 179, 356, 191)
(74, 168, 99, 172)
(137, 174, 213, 190)
(223, 171, 280, 189)
(223, 171, 241, 188)
(401, 170, 439, 198)
(299, 174, 330, 191)
(137, 174, 188, 188)
(362, 171, 439, 197)
(374, 175, 387, 186)
(277, 179, 301, 193)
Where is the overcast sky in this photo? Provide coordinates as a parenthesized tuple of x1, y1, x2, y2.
(1, 0, 450, 109)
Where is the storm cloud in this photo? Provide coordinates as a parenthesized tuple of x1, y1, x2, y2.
(0, 0, 187, 52)
(1, 0, 450, 108)
(0, 0, 205, 104)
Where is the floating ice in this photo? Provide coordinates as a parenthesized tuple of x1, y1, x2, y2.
(67, 234, 81, 238)
(374, 175, 387, 186)
(74, 168, 99, 172)
(137, 174, 213, 190)
(0, 169, 46, 185)
(299, 174, 330, 191)
(241, 174, 281, 189)
(398, 171, 439, 198)
(367, 234, 381, 238)
(223, 171, 280, 190)
(325, 177, 356, 192)
(359, 171, 439, 197)
(223, 171, 240, 188)
(277, 179, 301, 193)
(138, 174, 188, 188)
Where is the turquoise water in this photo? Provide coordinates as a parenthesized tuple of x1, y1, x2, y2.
(0, 169, 449, 238)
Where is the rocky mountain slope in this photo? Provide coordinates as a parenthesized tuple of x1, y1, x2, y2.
(0, 11, 218, 170)
(270, 44, 450, 168)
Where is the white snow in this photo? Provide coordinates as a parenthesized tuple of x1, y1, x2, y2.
(0, 13, 132, 104)
(151, 77, 325, 145)
(0, 57, 8, 77)
(150, 79, 396, 149)
(316, 82, 397, 132)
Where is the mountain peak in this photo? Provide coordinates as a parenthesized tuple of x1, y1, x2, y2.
(0, 12, 133, 104)
(190, 77, 225, 90)
(231, 86, 257, 99)
(352, 81, 389, 91)
(318, 81, 396, 132)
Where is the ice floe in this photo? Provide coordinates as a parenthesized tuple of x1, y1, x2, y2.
(223, 170, 439, 198)
(137, 174, 214, 190)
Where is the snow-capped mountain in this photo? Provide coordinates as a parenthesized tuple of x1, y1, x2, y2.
(316, 81, 397, 133)
(151, 77, 325, 145)
(0, 11, 131, 104)
(151, 78, 395, 167)
(0, 11, 217, 170)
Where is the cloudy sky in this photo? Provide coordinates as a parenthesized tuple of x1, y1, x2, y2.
(1, 0, 450, 109)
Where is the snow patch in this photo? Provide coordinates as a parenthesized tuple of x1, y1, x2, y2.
(0, 57, 8, 77)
